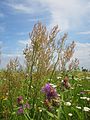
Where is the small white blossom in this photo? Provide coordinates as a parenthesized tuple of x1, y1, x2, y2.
(6, 93, 9, 96)
(48, 78, 50, 81)
(86, 77, 90, 80)
(50, 83, 57, 88)
(71, 87, 74, 90)
(80, 97, 87, 100)
(76, 106, 81, 109)
(83, 107, 90, 112)
(87, 98, 90, 101)
(56, 109, 58, 112)
(57, 76, 62, 79)
(77, 84, 82, 87)
(65, 102, 71, 106)
(68, 113, 72, 116)
(61, 80, 64, 82)
(4, 78, 7, 81)
(39, 109, 42, 112)
(74, 78, 78, 81)
(31, 86, 33, 88)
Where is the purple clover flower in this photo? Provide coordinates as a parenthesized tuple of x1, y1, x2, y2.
(17, 96, 30, 115)
(17, 96, 23, 105)
(24, 102, 30, 109)
(80, 91, 85, 95)
(17, 103, 30, 115)
(41, 83, 58, 100)
(42, 83, 51, 93)
(17, 106, 23, 114)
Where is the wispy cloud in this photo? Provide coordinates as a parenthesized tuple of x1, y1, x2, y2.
(18, 39, 30, 46)
(28, 17, 50, 22)
(5, 0, 48, 14)
(77, 31, 90, 35)
(16, 32, 29, 36)
(2, 53, 23, 57)
(7, 3, 34, 14)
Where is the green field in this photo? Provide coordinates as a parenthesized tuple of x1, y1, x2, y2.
(0, 70, 90, 120)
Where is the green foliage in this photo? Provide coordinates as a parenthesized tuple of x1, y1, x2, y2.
(0, 70, 90, 120)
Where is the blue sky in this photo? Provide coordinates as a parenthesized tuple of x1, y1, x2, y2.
(0, 0, 90, 69)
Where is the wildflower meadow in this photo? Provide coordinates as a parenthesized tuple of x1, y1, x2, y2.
(0, 23, 90, 120)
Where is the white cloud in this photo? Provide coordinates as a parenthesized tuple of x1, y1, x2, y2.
(16, 32, 29, 36)
(77, 31, 90, 35)
(28, 17, 49, 22)
(18, 39, 30, 46)
(7, 3, 34, 14)
(73, 42, 90, 69)
(0, 53, 24, 69)
(2, 53, 23, 57)
(38, 0, 90, 31)
(5, 0, 47, 14)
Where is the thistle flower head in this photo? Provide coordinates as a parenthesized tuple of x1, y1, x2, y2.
(41, 83, 58, 100)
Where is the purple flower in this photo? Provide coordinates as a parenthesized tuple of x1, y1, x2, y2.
(17, 103, 30, 115)
(24, 102, 30, 109)
(17, 106, 23, 114)
(80, 91, 85, 95)
(41, 83, 58, 100)
(41, 83, 51, 93)
(17, 96, 23, 105)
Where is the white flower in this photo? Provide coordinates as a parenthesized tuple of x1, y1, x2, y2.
(57, 76, 61, 79)
(31, 86, 33, 88)
(74, 78, 78, 81)
(86, 77, 90, 80)
(68, 113, 72, 116)
(50, 83, 57, 88)
(6, 92, 9, 96)
(65, 102, 71, 106)
(48, 78, 50, 81)
(71, 87, 74, 90)
(83, 107, 90, 112)
(39, 109, 42, 112)
(80, 97, 87, 100)
(61, 80, 64, 82)
(76, 106, 81, 109)
(79, 79, 81, 81)
(87, 98, 90, 101)
(56, 109, 58, 112)
(77, 84, 82, 87)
